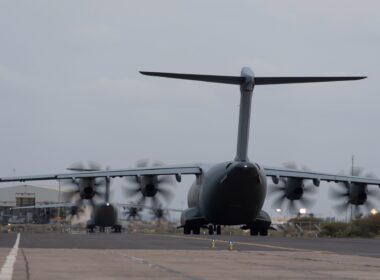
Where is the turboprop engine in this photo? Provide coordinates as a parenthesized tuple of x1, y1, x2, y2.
(331, 182, 379, 216)
(269, 177, 318, 212)
(123, 160, 176, 206)
(330, 167, 379, 216)
(268, 163, 317, 213)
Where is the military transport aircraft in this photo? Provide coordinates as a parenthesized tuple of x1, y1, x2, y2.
(1, 67, 379, 236)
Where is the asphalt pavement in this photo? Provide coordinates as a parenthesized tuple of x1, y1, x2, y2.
(1, 232, 379, 279)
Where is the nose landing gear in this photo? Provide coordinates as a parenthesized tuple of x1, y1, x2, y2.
(182, 224, 222, 235)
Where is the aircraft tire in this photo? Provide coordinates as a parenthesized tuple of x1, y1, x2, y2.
(193, 227, 200, 235)
(208, 225, 214, 235)
(250, 228, 258, 236)
(216, 225, 221, 235)
(87, 225, 95, 233)
(113, 225, 122, 233)
(184, 227, 191, 235)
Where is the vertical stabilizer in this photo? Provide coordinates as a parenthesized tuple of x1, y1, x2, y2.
(140, 69, 366, 162)
(234, 67, 255, 162)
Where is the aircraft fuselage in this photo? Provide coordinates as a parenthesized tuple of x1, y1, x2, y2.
(187, 161, 267, 226)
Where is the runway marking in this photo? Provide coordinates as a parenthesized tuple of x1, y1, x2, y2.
(113, 251, 203, 280)
(0, 233, 20, 280)
(161, 234, 315, 252)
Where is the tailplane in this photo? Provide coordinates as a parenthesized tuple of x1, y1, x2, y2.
(140, 67, 366, 162)
(140, 71, 366, 86)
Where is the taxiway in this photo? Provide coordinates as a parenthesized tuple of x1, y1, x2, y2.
(0, 232, 379, 279)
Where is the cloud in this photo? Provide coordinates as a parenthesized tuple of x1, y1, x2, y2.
(0, 64, 22, 85)
(78, 24, 122, 43)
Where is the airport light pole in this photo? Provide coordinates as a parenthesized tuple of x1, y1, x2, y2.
(58, 180, 61, 221)
(350, 155, 354, 222)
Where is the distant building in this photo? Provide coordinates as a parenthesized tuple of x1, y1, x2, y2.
(0, 184, 70, 224)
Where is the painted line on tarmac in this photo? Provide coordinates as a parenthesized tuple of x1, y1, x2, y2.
(0, 233, 20, 280)
(162, 234, 312, 252)
(113, 251, 203, 280)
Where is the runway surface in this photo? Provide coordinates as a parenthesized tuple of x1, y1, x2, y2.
(0, 232, 379, 279)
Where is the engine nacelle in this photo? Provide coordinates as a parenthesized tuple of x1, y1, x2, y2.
(138, 175, 159, 197)
(349, 183, 368, 205)
(78, 178, 97, 199)
(284, 178, 304, 200)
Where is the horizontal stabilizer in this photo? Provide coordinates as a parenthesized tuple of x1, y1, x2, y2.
(140, 71, 366, 85)
(255, 76, 366, 85)
(140, 71, 243, 85)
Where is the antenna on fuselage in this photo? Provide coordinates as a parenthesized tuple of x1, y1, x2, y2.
(140, 68, 366, 162)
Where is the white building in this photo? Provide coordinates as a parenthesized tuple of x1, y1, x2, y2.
(0, 184, 69, 224)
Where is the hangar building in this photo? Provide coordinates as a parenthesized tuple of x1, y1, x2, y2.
(0, 184, 69, 224)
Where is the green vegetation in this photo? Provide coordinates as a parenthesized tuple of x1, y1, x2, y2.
(320, 213, 380, 238)
(288, 214, 323, 224)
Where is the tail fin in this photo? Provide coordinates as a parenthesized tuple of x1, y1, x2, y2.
(140, 68, 366, 162)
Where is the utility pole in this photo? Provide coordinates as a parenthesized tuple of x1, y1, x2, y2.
(12, 168, 15, 186)
(350, 155, 354, 222)
(58, 180, 61, 221)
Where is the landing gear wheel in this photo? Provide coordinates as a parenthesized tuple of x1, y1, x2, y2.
(259, 229, 268, 236)
(216, 225, 221, 235)
(250, 228, 258, 236)
(87, 225, 95, 233)
(193, 227, 200, 235)
(208, 225, 214, 235)
(113, 225, 122, 233)
(184, 226, 191, 235)
(99, 227, 105, 233)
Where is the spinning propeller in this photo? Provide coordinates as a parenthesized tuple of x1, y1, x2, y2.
(268, 162, 317, 214)
(124, 159, 175, 207)
(68, 205, 86, 222)
(63, 161, 110, 211)
(123, 206, 142, 220)
(150, 204, 169, 222)
(330, 167, 379, 217)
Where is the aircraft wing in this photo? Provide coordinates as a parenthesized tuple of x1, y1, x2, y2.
(263, 166, 380, 187)
(117, 203, 183, 213)
(0, 164, 203, 183)
(10, 203, 76, 210)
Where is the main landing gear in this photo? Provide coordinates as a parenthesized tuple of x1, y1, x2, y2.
(86, 224, 122, 233)
(112, 225, 122, 233)
(208, 225, 221, 235)
(87, 224, 95, 233)
(183, 226, 200, 235)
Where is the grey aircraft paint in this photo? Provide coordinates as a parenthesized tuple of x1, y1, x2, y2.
(140, 67, 367, 234)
